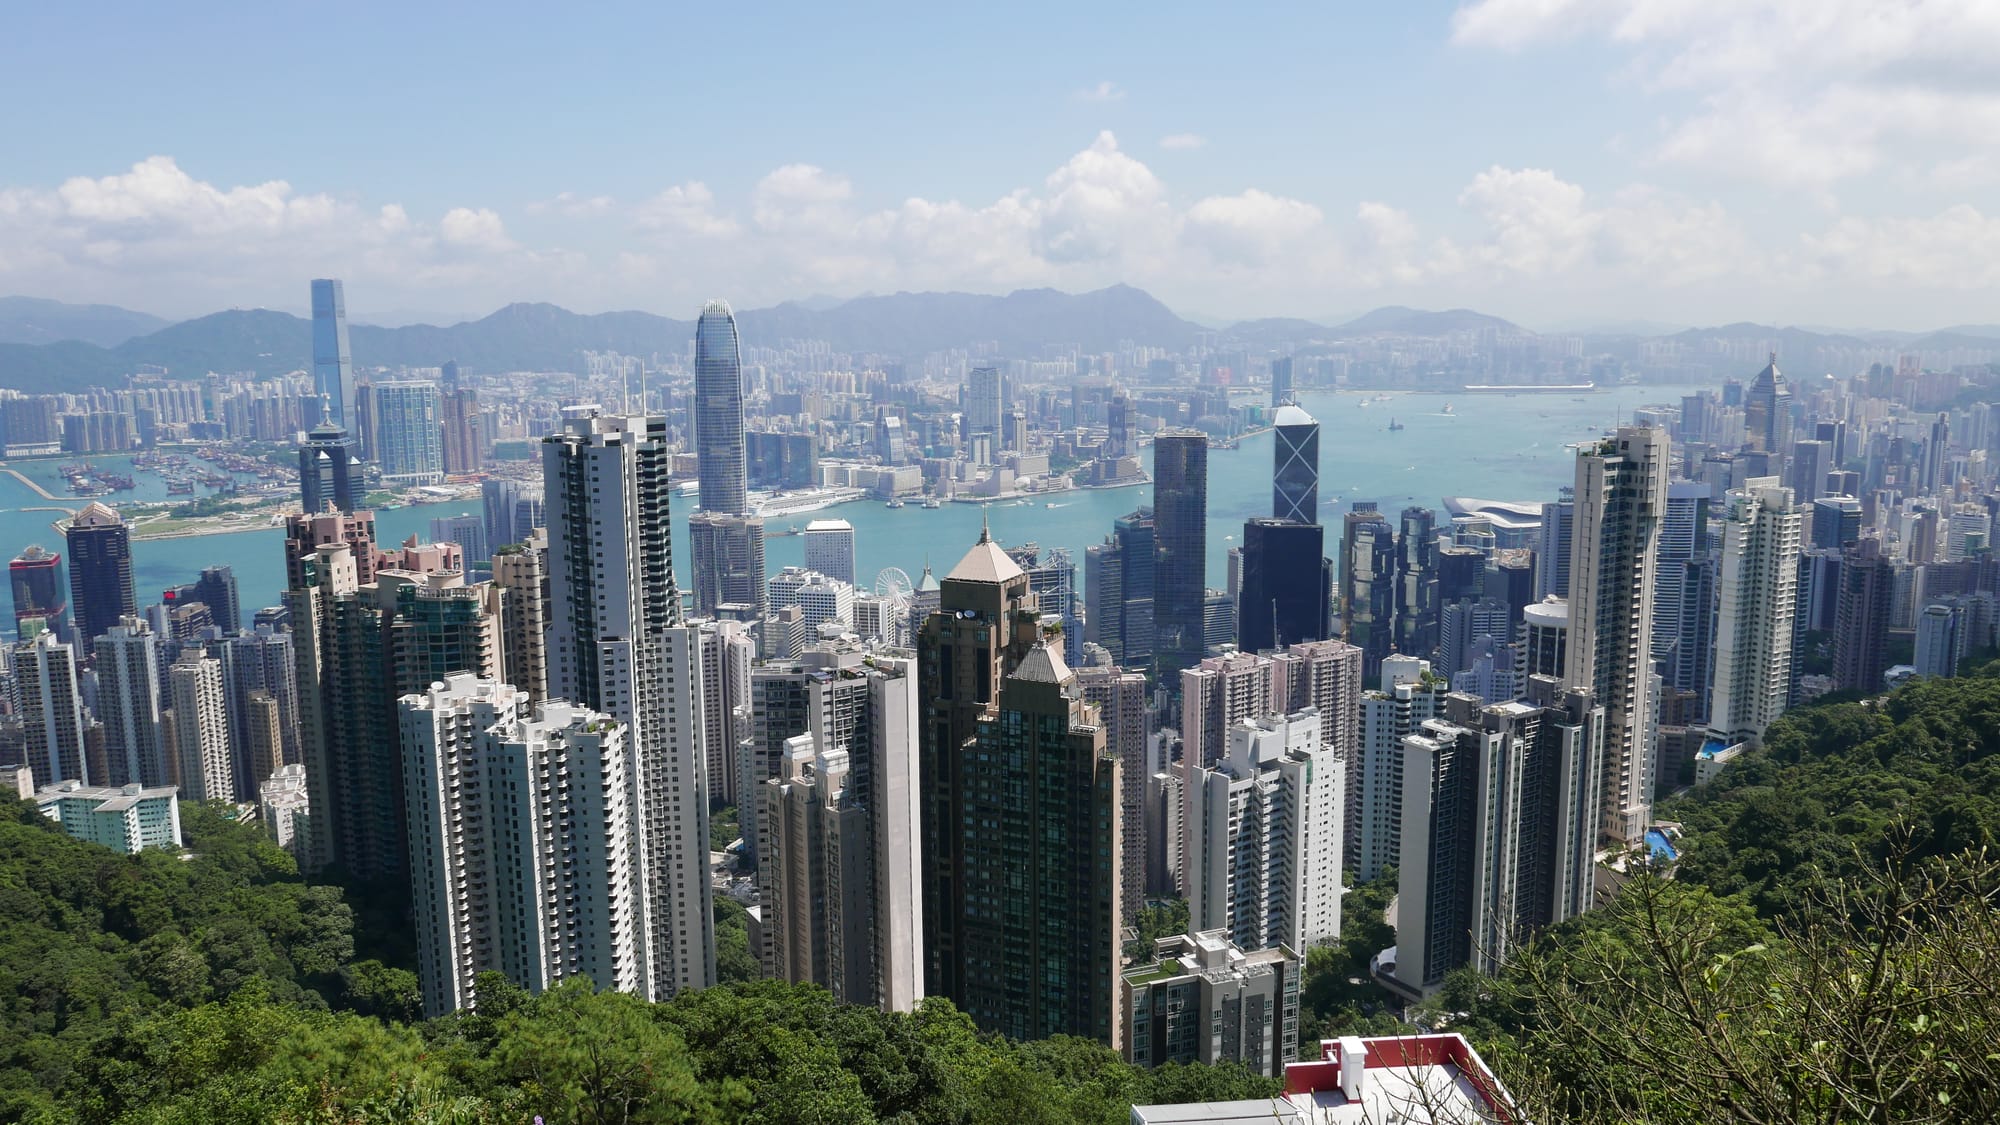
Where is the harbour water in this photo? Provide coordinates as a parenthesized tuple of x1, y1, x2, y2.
(0, 384, 1702, 628)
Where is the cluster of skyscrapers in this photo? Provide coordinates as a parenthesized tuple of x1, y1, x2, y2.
(11, 277, 2000, 1084)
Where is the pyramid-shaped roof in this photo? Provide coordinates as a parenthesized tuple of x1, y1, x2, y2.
(945, 519, 1024, 584)
(1012, 642, 1072, 684)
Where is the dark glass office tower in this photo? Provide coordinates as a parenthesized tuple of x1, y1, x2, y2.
(298, 400, 359, 514)
(310, 279, 357, 428)
(65, 502, 135, 646)
(1272, 404, 1319, 523)
(1395, 506, 1440, 660)
(1270, 356, 1295, 408)
(694, 300, 748, 516)
(1152, 431, 1208, 690)
(1342, 505, 1396, 682)
(1237, 518, 1330, 652)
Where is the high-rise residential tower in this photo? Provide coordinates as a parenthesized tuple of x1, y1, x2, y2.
(164, 650, 233, 802)
(1394, 507, 1441, 661)
(15, 631, 89, 788)
(543, 405, 713, 999)
(310, 279, 357, 428)
(93, 618, 165, 788)
(66, 502, 135, 647)
(1564, 426, 1668, 843)
(694, 300, 748, 516)
(400, 675, 642, 1016)
(372, 380, 445, 486)
(1707, 479, 1801, 746)
(1153, 431, 1209, 691)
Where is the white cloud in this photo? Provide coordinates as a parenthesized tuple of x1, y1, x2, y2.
(634, 182, 739, 237)
(1183, 190, 1324, 267)
(0, 156, 562, 318)
(526, 191, 615, 217)
(1074, 80, 1125, 102)
(1451, 0, 2000, 187)
(6, 142, 1999, 327)
(1159, 133, 1207, 150)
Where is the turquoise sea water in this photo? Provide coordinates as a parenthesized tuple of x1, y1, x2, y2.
(0, 384, 1702, 629)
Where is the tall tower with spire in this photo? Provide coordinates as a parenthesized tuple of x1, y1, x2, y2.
(299, 394, 359, 514)
(1743, 352, 1793, 473)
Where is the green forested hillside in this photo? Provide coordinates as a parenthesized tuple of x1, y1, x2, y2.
(1442, 667, 2000, 1124)
(0, 797, 1275, 1123)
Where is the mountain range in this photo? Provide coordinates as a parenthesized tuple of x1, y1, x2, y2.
(0, 286, 1997, 392)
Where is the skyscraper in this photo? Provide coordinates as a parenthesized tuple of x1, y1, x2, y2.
(1084, 508, 1155, 667)
(802, 519, 857, 586)
(217, 624, 301, 794)
(1394, 681, 1603, 994)
(964, 366, 1005, 448)
(694, 300, 748, 516)
(164, 650, 232, 802)
(918, 528, 1042, 1012)
(439, 362, 483, 475)
(93, 618, 165, 788)
(1535, 490, 1574, 600)
(1078, 664, 1151, 920)
(372, 380, 445, 486)
(1564, 426, 1668, 843)
(961, 640, 1121, 1044)
(298, 398, 359, 514)
(1707, 479, 1801, 746)
(14, 631, 88, 788)
(755, 653, 922, 1013)
(1832, 536, 1894, 693)
(1342, 506, 1397, 681)
(1237, 519, 1331, 652)
(1650, 481, 1712, 715)
(1394, 507, 1440, 661)
(1270, 356, 1295, 408)
(1742, 353, 1793, 473)
(310, 279, 357, 429)
(1153, 431, 1209, 690)
(688, 512, 769, 618)
(543, 405, 712, 999)
(400, 675, 641, 1016)
(66, 502, 135, 647)
(9, 545, 67, 640)
(492, 533, 549, 703)
(1187, 710, 1343, 953)
(1271, 403, 1319, 523)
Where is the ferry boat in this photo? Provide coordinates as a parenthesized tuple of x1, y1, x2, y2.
(885, 497, 905, 509)
(921, 496, 941, 509)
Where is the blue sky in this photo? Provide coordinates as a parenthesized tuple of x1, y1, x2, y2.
(4, 1, 1998, 330)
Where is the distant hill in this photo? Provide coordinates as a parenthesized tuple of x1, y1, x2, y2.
(0, 284, 1205, 390)
(1220, 317, 1336, 345)
(0, 296, 167, 347)
(1332, 306, 1523, 336)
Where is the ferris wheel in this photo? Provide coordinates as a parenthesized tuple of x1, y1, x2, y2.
(874, 566, 914, 602)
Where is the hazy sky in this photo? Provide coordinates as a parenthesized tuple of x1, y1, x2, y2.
(4, 1, 1998, 331)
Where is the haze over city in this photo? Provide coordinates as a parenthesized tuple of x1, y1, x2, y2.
(6, 2, 2000, 329)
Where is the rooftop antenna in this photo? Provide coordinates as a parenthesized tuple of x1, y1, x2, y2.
(980, 509, 992, 544)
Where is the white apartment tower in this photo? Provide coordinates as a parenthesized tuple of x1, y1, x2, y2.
(399, 675, 642, 1016)
(1707, 478, 1802, 746)
(755, 653, 923, 1012)
(164, 651, 233, 802)
(1564, 426, 1668, 843)
(1187, 709, 1344, 952)
(94, 617, 166, 787)
(542, 406, 713, 999)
